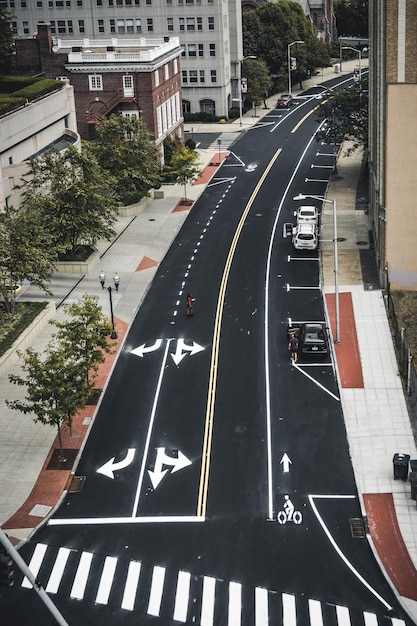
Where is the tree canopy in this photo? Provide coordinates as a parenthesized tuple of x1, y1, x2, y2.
(241, 58, 273, 106)
(0, 8, 15, 76)
(164, 145, 202, 200)
(334, 0, 368, 37)
(18, 143, 119, 258)
(242, 0, 331, 91)
(92, 115, 162, 205)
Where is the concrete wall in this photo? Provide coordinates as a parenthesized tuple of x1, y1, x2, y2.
(386, 83, 417, 289)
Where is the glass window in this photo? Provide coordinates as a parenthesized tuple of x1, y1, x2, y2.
(209, 43, 215, 56)
(76, 0, 82, 4)
(208, 16, 214, 30)
(110, 18, 115, 32)
(117, 19, 125, 32)
(166, 0, 172, 4)
(167, 17, 173, 31)
(136, 18, 141, 31)
(189, 70, 197, 83)
(178, 17, 184, 31)
(37, 1, 43, 5)
(49, 20, 55, 33)
(96, 0, 102, 5)
(98, 19, 104, 32)
(57, 21, 66, 33)
(210, 69, 216, 82)
(186, 17, 195, 31)
(199, 69, 205, 82)
(78, 19, 85, 33)
(22, 20, 29, 34)
(68, 19, 73, 33)
(145, 0, 151, 4)
(197, 16, 202, 30)
(198, 44, 203, 56)
(89, 75, 103, 90)
(147, 18, 153, 31)
(182, 70, 187, 83)
(126, 18, 134, 32)
(188, 44, 196, 57)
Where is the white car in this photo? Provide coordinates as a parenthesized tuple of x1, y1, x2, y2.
(294, 205, 319, 225)
(292, 223, 318, 250)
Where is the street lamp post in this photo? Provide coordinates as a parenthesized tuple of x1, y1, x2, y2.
(287, 40, 304, 97)
(342, 45, 365, 83)
(239, 55, 256, 127)
(107, 286, 118, 339)
(293, 193, 340, 343)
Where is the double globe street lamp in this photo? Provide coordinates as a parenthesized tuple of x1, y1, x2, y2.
(293, 193, 340, 344)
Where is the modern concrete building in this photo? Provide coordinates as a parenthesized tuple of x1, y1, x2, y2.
(4, 0, 243, 119)
(369, 2, 417, 290)
(0, 82, 80, 209)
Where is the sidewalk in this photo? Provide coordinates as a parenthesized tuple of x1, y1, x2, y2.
(3, 59, 417, 621)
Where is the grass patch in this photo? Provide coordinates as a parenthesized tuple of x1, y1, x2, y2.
(0, 302, 47, 356)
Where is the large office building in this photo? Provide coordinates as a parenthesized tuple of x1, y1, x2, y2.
(368, 1, 417, 290)
(3, 0, 243, 119)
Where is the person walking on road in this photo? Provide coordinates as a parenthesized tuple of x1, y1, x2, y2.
(288, 333, 299, 363)
(99, 271, 106, 289)
(113, 273, 120, 292)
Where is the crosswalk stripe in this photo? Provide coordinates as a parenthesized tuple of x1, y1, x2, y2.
(336, 605, 351, 625)
(255, 587, 269, 626)
(201, 576, 216, 626)
(364, 612, 378, 626)
(147, 565, 165, 616)
(282, 593, 297, 626)
(173, 570, 191, 622)
(21, 543, 48, 589)
(228, 581, 242, 626)
(45, 547, 71, 594)
(309, 599, 323, 626)
(95, 556, 117, 605)
(121, 560, 141, 611)
(391, 620, 406, 626)
(70, 551, 93, 600)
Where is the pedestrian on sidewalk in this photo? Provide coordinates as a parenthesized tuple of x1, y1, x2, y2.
(99, 271, 106, 289)
(288, 333, 299, 363)
(113, 273, 120, 292)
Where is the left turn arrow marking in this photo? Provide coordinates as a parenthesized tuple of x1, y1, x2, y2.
(131, 339, 163, 358)
(97, 448, 136, 479)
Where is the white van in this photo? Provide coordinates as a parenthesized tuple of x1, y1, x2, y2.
(294, 205, 319, 225)
(292, 223, 318, 250)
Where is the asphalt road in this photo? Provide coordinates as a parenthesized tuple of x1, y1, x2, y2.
(2, 76, 413, 626)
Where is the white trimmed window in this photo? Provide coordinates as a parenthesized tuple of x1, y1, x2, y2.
(89, 74, 103, 90)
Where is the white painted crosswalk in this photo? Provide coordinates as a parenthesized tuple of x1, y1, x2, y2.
(20, 543, 408, 626)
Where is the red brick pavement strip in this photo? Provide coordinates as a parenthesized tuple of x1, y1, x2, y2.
(193, 153, 228, 186)
(2, 317, 129, 533)
(364, 493, 417, 601)
(325, 291, 364, 388)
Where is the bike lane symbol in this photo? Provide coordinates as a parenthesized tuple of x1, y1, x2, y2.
(277, 495, 303, 525)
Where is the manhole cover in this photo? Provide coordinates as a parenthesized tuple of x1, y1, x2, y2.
(336, 237, 346, 242)
(47, 448, 78, 470)
(235, 425, 247, 434)
(68, 476, 86, 493)
(356, 241, 367, 246)
(350, 517, 368, 538)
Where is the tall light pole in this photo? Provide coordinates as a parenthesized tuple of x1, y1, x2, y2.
(294, 193, 340, 343)
(342, 45, 365, 83)
(239, 55, 256, 127)
(287, 40, 304, 97)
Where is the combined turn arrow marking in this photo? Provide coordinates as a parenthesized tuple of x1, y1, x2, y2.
(171, 339, 204, 365)
(97, 448, 136, 479)
(280, 453, 292, 473)
(148, 447, 192, 490)
(130, 339, 163, 358)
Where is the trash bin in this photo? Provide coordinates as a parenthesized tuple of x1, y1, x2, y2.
(409, 472, 417, 499)
(393, 453, 410, 480)
(334, 62, 340, 73)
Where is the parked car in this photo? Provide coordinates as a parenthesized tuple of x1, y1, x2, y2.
(299, 323, 328, 356)
(276, 93, 294, 108)
(294, 205, 319, 225)
(292, 223, 318, 250)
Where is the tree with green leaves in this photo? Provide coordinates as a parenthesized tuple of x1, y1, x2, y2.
(18, 143, 119, 259)
(0, 205, 57, 314)
(242, 0, 330, 91)
(165, 145, 202, 201)
(316, 77, 368, 155)
(51, 294, 114, 386)
(0, 8, 15, 76)
(242, 58, 273, 108)
(7, 342, 93, 462)
(92, 114, 162, 205)
(334, 0, 368, 37)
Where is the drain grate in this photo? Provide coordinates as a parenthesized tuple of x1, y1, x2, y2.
(68, 475, 86, 493)
(350, 517, 368, 538)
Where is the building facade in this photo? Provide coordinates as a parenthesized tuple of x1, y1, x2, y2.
(3, 0, 242, 118)
(16, 25, 184, 150)
(369, 1, 417, 289)
(0, 82, 80, 209)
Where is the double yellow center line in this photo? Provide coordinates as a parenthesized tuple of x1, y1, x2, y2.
(197, 147, 282, 518)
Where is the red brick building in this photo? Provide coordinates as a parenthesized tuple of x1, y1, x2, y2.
(16, 25, 184, 158)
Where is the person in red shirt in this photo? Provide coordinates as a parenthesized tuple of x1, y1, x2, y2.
(186, 293, 194, 316)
